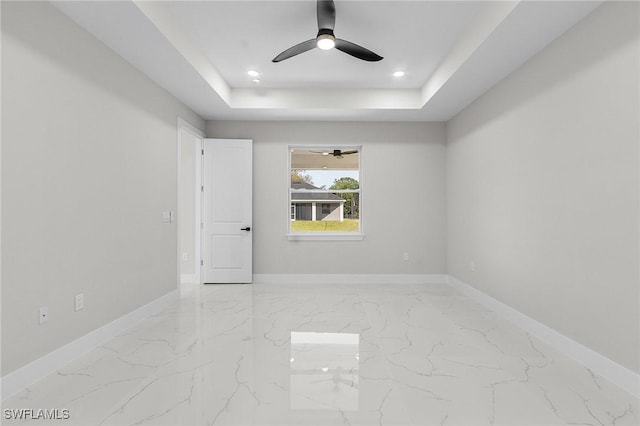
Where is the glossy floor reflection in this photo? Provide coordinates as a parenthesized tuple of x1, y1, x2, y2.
(3, 283, 638, 425)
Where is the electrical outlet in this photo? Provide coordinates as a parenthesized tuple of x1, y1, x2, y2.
(39, 306, 49, 324)
(182, 253, 189, 261)
(75, 293, 84, 311)
(403, 252, 410, 261)
(470, 261, 476, 272)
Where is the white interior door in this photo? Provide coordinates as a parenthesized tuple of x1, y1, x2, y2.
(202, 139, 253, 283)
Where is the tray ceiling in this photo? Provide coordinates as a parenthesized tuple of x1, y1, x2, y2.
(52, 1, 602, 121)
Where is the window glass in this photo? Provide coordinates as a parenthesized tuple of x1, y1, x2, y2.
(290, 147, 360, 234)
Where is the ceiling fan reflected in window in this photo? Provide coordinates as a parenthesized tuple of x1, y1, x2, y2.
(272, 0, 383, 63)
(311, 149, 358, 159)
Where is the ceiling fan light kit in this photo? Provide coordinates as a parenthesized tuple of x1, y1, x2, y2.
(316, 32, 336, 50)
(272, 0, 382, 63)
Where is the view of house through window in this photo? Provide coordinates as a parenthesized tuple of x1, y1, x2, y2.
(290, 147, 360, 234)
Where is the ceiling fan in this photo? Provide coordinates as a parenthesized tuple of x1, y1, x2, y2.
(311, 149, 358, 158)
(272, 0, 383, 63)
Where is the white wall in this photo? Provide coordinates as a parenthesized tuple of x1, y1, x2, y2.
(446, 2, 639, 373)
(207, 121, 446, 275)
(1, 2, 204, 375)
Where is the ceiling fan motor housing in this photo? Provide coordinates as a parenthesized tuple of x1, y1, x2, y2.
(317, 28, 335, 37)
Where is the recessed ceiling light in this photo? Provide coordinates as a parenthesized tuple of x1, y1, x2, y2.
(252, 78, 261, 83)
(393, 71, 405, 78)
(247, 70, 259, 77)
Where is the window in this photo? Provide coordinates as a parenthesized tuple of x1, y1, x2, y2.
(288, 146, 362, 240)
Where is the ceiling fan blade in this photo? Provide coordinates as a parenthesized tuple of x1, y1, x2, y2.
(340, 150, 358, 155)
(272, 39, 317, 62)
(335, 39, 383, 62)
(317, 0, 336, 30)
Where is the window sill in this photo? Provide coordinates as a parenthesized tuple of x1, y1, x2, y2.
(286, 233, 365, 241)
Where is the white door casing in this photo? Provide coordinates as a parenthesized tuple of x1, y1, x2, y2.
(202, 139, 253, 283)
(178, 120, 204, 285)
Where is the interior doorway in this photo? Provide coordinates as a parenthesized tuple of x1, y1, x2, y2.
(178, 118, 204, 285)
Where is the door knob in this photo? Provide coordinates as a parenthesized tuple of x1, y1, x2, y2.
(241, 227, 251, 231)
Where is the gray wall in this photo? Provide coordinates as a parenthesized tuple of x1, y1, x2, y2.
(207, 121, 446, 275)
(1, 2, 204, 375)
(446, 1, 639, 373)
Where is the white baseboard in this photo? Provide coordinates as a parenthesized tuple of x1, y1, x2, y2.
(447, 276, 640, 398)
(1, 290, 178, 401)
(252, 274, 449, 285)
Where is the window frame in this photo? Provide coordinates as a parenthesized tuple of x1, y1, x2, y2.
(286, 145, 364, 241)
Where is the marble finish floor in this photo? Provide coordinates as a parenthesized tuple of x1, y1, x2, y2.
(2, 282, 638, 425)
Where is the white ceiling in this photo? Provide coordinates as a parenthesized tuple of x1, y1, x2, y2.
(52, 0, 602, 122)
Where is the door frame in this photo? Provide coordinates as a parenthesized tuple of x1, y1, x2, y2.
(177, 118, 204, 287)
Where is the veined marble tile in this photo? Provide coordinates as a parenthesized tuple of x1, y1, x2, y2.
(2, 282, 637, 425)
